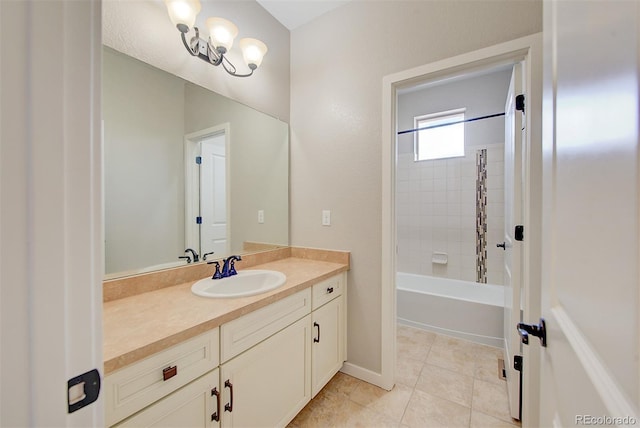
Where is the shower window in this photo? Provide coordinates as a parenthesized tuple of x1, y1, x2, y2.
(414, 108, 465, 161)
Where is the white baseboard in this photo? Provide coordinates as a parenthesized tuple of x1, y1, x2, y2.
(340, 362, 394, 391)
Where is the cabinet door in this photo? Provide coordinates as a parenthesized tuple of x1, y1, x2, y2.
(115, 369, 220, 428)
(311, 296, 344, 397)
(221, 315, 312, 428)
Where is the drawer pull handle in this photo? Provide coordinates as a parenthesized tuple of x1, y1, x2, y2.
(326, 287, 334, 294)
(224, 380, 233, 413)
(314, 322, 320, 343)
(162, 366, 177, 381)
(211, 387, 220, 422)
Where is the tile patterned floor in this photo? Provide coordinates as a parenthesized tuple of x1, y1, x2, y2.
(288, 324, 521, 428)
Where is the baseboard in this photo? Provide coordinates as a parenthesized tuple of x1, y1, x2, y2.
(340, 362, 394, 391)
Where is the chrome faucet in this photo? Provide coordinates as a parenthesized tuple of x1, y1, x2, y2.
(221, 255, 242, 278)
(184, 248, 199, 263)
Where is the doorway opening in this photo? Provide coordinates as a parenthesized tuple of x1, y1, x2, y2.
(185, 124, 231, 258)
(381, 34, 542, 425)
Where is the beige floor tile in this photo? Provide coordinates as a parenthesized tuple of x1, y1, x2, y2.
(292, 329, 514, 428)
(401, 389, 471, 428)
(473, 343, 503, 359)
(472, 379, 513, 423)
(415, 364, 474, 407)
(397, 334, 431, 361)
(433, 334, 478, 351)
(470, 410, 520, 427)
(349, 381, 413, 424)
(474, 353, 505, 385)
(338, 403, 401, 428)
(323, 372, 364, 397)
(397, 324, 437, 346)
(395, 354, 424, 387)
(287, 388, 340, 427)
(426, 341, 475, 376)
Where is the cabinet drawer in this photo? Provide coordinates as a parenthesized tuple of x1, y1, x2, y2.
(221, 288, 311, 363)
(312, 273, 344, 310)
(113, 369, 220, 428)
(105, 329, 219, 426)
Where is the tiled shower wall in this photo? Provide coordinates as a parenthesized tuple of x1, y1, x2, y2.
(396, 143, 504, 285)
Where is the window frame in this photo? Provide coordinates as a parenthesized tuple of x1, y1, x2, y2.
(413, 108, 466, 161)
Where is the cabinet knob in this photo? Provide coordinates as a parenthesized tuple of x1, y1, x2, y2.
(326, 287, 334, 294)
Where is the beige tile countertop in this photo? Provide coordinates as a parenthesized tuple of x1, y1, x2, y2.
(103, 248, 349, 375)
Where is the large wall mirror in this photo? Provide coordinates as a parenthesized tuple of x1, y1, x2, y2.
(104, 47, 289, 278)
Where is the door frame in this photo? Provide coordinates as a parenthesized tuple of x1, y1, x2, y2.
(381, 33, 542, 426)
(184, 123, 231, 255)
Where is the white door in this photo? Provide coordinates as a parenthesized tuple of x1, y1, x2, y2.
(1, 1, 103, 425)
(200, 134, 228, 255)
(539, 1, 640, 425)
(503, 62, 525, 421)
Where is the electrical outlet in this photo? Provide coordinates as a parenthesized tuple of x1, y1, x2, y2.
(258, 210, 264, 224)
(322, 210, 331, 226)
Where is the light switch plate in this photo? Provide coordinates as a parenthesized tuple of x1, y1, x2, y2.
(322, 210, 331, 226)
(258, 210, 265, 224)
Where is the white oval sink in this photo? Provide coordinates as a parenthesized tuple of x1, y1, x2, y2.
(191, 270, 287, 299)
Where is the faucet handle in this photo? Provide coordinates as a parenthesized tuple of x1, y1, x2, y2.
(178, 255, 192, 263)
(229, 260, 238, 276)
(208, 261, 223, 279)
(203, 251, 215, 261)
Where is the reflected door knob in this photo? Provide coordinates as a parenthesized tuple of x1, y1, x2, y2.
(497, 242, 506, 250)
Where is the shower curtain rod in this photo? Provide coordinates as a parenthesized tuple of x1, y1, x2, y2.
(397, 112, 505, 135)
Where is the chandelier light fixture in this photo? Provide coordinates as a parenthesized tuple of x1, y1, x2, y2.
(165, 0, 268, 78)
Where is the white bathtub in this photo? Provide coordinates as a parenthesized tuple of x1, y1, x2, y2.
(397, 273, 504, 347)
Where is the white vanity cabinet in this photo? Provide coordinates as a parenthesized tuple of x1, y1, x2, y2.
(218, 288, 313, 428)
(105, 272, 347, 428)
(310, 273, 346, 397)
(220, 315, 312, 427)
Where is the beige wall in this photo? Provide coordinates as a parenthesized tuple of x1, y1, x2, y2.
(103, 0, 290, 122)
(290, 1, 542, 374)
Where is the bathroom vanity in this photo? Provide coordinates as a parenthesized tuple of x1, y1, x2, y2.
(103, 249, 348, 427)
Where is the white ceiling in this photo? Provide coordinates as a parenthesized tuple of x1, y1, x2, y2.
(256, 0, 351, 30)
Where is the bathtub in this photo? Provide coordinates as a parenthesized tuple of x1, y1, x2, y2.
(397, 272, 504, 347)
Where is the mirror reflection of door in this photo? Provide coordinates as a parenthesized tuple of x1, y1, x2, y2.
(199, 133, 228, 255)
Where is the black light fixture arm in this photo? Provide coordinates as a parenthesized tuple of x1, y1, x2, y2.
(178, 26, 254, 78)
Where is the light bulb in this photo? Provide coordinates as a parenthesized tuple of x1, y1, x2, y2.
(239, 38, 268, 70)
(206, 17, 238, 54)
(165, 0, 201, 32)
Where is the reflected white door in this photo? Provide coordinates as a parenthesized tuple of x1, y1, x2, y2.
(200, 134, 228, 255)
(539, 1, 640, 425)
(503, 62, 524, 420)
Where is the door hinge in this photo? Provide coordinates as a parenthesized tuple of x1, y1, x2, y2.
(196, 216, 202, 224)
(196, 156, 202, 164)
(515, 225, 524, 241)
(516, 94, 525, 114)
(514, 355, 523, 372)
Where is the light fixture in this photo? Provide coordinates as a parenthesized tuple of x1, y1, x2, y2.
(165, 0, 268, 78)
